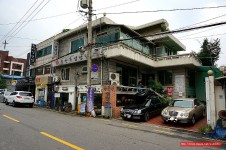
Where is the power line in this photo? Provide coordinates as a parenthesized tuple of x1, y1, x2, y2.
(95, 0, 141, 11)
(0, 34, 41, 41)
(93, 21, 226, 45)
(97, 5, 226, 15)
(3, 0, 47, 43)
(179, 32, 226, 40)
(0, 0, 40, 43)
(7, 0, 51, 43)
(0, 11, 77, 26)
(178, 13, 226, 30)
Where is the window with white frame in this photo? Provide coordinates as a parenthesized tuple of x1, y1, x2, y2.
(61, 68, 70, 80)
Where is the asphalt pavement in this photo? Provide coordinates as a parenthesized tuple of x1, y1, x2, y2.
(0, 103, 225, 150)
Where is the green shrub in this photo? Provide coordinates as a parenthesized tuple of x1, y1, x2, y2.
(198, 125, 213, 134)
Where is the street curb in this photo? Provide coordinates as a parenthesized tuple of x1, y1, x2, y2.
(34, 105, 200, 134)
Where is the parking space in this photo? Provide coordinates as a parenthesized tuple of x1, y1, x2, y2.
(146, 115, 207, 132)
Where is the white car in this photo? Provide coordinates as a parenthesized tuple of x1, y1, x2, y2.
(6, 91, 34, 107)
(0, 91, 12, 103)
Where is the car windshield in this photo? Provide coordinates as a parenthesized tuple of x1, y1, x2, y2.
(171, 100, 193, 108)
(19, 92, 32, 96)
(140, 100, 152, 107)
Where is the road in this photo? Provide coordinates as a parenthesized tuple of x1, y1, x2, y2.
(0, 103, 225, 150)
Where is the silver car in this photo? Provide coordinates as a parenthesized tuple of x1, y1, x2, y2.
(6, 91, 34, 107)
(0, 91, 12, 103)
(161, 98, 205, 125)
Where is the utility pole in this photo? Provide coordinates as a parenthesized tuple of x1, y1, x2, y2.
(3, 40, 8, 49)
(86, 0, 93, 114)
(87, 0, 92, 89)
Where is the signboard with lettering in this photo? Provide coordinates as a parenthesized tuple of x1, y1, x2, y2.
(167, 86, 173, 97)
(102, 85, 116, 108)
(52, 48, 101, 67)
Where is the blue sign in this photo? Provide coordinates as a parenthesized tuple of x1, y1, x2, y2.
(92, 64, 98, 72)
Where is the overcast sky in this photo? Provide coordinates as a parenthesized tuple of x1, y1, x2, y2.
(0, 0, 225, 66)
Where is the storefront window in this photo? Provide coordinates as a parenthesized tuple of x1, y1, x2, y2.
(71, 37, 84, 53)
(61, 68, 70, 80)
(36, 67, 43, 75)
(116, 64, 137, 86)
(158, 70, 172, 85)
(44, 65, 51, 74)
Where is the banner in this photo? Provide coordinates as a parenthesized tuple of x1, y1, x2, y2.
(167, 86, 173, 97)
(87, 87, 95, 112)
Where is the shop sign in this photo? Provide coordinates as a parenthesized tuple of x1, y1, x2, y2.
(62, 87, 68, 91)
(167, 86, 173, 97)
(102, 85, 116, 107)
(52, 48, 101, 67)
(80, 103, 86, 113)
(54, 93, 60, 98)
(35, 76, 49, 85)
(11, 80, 17, 86)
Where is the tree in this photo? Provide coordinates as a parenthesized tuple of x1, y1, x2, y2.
(0, 74, 7, 89)
(197, 38, 221, 66)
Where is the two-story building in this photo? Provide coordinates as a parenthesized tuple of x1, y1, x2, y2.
(37, 16, 201, 114)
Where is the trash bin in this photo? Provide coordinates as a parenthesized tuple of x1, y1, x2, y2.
(36, 99, 40, 104)
(40, 100, 45, 107)
(104, 106, 112, 118)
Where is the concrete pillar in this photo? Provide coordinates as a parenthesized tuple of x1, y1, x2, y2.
(209, 75, 216, 129)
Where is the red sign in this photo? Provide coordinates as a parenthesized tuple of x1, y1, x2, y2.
(167, 87, 173, 96)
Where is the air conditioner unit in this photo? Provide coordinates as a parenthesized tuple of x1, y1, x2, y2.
(53, 76, 60, 83)
(109, 72, 119, 85)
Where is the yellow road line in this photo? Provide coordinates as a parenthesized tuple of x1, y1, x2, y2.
(122, 123, 138, 128)
(154, 129, 174, 135)
(2, 115, 20, 123)
(202, 137, 226, 143)
(40, 132, 84, 150)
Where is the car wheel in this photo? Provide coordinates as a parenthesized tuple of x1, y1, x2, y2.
(191, 115, 196, 125)
(122, 116, 126, 120)
(144, 112, 150, 122)
(12, 101, 16, 107)
(5, 100, 9, 105)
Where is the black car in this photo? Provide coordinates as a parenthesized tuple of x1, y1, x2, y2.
(120, 95, 165, 121)
(132, 90, 157, 104)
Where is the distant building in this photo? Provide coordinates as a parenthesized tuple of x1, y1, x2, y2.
(0, 50, 26, 76)
(0, 50, 27, 91)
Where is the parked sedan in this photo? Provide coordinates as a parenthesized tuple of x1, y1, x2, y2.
(121, 95, 165, 121)
(161, 98, 205, 125)
(6, 91, 34, 107)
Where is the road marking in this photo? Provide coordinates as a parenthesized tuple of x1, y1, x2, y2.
(202, 137, 226, 143)
(154, 129, 174, 135)
(40, 132, 84, 150)
(2, 114, 20, 123)
(122, 123, 138, 128)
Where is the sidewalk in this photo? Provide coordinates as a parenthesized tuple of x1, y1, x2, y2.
(147, 115, 207, 132)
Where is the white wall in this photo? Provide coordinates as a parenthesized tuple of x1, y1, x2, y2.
(215, 86, 226, 119)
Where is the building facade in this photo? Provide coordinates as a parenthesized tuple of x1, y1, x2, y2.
(32, 17, 202, 117)
(0, 50, 27, 91)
